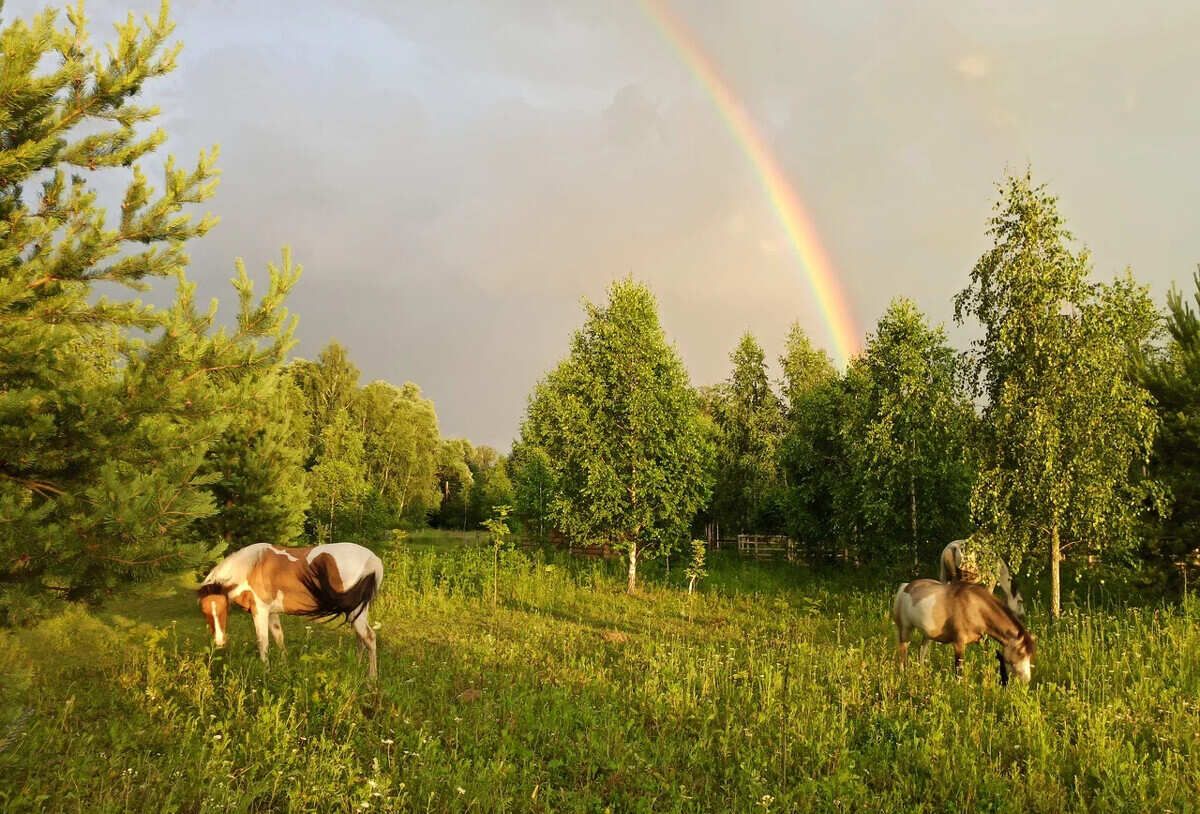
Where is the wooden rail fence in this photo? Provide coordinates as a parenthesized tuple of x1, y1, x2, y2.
(735, 534, 797, 562)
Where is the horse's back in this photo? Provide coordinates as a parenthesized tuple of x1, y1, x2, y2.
(307, 542, 383, 590)
(204, 543, 274, 586)
(894, 579, 953, 636)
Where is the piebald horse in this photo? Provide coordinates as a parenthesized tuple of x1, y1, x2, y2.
(939, 539, 1025, 620)
(892, 579, 1035, 684)
(197, 542, 383, 678)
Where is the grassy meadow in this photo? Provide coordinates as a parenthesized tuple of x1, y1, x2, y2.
(1, 531, 1197, 813)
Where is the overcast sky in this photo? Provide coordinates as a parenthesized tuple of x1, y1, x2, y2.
(9, 1, 1199, 448)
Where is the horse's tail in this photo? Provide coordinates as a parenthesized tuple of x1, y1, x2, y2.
(891, 582, 909, 628)
(939, 542, 962, 583)
(299, 558, 380, 625)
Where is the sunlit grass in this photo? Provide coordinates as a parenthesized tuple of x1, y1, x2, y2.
(1, 533, 1197, 812)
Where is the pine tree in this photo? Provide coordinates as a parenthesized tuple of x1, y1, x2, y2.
(196, 367, 310, 554)
(0, 3, 299, 618)
(1134, 267, 1200, 589)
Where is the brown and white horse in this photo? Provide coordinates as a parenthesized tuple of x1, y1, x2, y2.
(892, 579, 1035, 684)
(197, 542, 383, 678)
(939, 538, 1026, 620)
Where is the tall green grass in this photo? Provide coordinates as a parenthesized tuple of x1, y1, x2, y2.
(1, 533, 1197, 812)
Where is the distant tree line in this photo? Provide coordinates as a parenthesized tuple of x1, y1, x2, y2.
(518, 177, 1196, 609)
(2, 3, 1196, 619)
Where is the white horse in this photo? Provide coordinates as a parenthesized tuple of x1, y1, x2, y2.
(197, 542, 383, 678)
(939, 539, 1025, 620)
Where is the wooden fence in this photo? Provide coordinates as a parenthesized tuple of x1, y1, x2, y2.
(736, 534, 797, 562)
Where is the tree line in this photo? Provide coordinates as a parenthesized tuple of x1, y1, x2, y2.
(2, 3, 1197, 622)
(515, 177, 1200, 612)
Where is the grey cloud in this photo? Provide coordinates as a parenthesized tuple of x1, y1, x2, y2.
(5, 0, 1198, 446)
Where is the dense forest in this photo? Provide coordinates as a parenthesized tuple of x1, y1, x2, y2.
(2, 1, 1198, 628)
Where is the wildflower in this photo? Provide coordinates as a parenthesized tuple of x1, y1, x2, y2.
(457, 787, 466, 795)
(381, 738, 394, 745)
(213, 734, 222, 740)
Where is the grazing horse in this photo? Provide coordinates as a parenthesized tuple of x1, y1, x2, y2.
(197, 542, 383, 678)
(892, 579, 1035, 684)
(939, 538, 1025, 620)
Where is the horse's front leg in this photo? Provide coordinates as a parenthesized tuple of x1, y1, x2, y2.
(253, 609, 271, 664)
(353, 610, 378, 680)
(269, 614, 286, 653)
(953, 641, 965, 678)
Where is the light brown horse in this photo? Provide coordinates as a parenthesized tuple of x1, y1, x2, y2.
(892, 578, 1035, 683)
(197, 542, 383, 678)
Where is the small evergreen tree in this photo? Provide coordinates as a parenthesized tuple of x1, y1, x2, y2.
(0, 3, 299, 617)
(1134, 268, 1200, 590)
(197, 366, 310, 554)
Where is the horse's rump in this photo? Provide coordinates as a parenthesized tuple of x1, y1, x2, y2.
(299, 556, 379, 624)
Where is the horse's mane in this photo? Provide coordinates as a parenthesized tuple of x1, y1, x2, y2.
(196, 582, 230, 599)
(200, 544, 269, 591)
(991, 590, 1035, 655)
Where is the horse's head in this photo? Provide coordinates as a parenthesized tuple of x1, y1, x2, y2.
(1001, 629, 1035, 684)
(197, 583, 230, 648)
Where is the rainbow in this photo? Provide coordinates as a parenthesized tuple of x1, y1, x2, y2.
(640, 0, 860, 364)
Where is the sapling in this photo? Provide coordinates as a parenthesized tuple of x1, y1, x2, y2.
(685, 539, 708, 595)
(483, 506, 513, 606)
